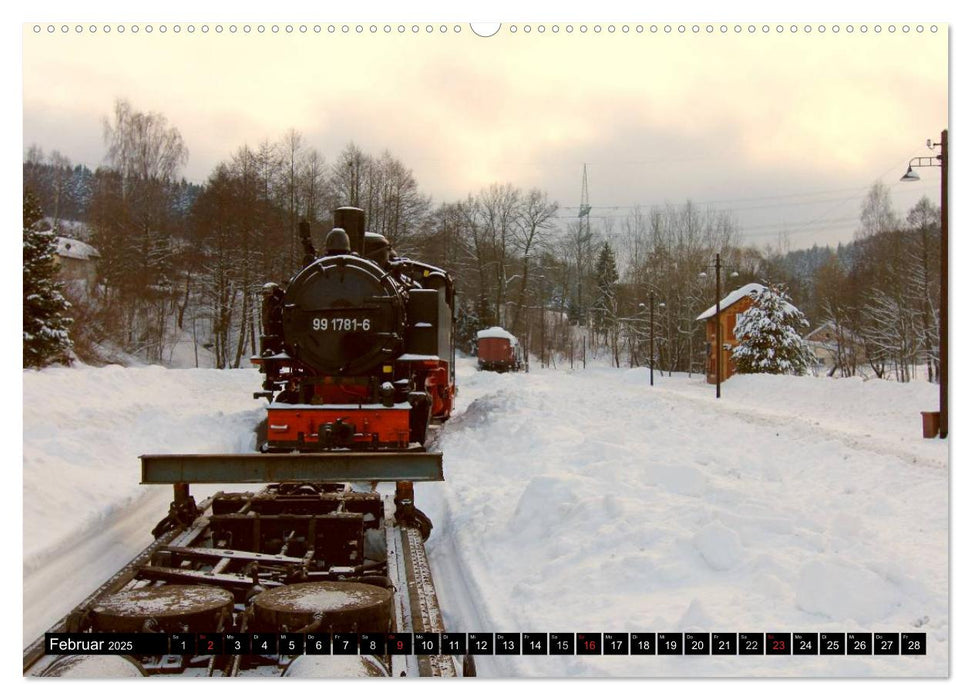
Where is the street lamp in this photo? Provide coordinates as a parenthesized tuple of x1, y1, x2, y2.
(640, 294, 666, 386)
(700, 253, 739, 399)
(900, 129, 948, 439)
(536, 274, 547, 369)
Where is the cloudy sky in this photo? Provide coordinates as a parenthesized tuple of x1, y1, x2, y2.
(22, 20, 947, 250)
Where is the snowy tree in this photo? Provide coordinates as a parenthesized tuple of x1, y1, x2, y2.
(328, 142, 428, 252)
(23, 188, 73, 368)
(620, 201, 741, 374)
(509, 188, 557, 338)
(93, 100, 190, 363)
(592, 242, 622, 364)
(860, 288, 920, 382)
(906, 196, 941, 383)
(564, 218, 598, 325)
(731, 284, 813, 375)
(454, 300, 483, 355)
(592, 242, 619, 338)
(103, 99, 188, 184)
(857, 180, 900, 240)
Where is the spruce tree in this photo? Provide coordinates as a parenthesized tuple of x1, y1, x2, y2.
(731, 284, 814, 375)
(592, 242, 618, 337)
(455, 301, 482, 355)
(23, 187, 73, 368)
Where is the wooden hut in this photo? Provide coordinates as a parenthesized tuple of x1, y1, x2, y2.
(695, 283, 763, 384)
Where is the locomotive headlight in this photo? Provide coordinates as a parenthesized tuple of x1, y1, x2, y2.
(379, 381, 395, 407)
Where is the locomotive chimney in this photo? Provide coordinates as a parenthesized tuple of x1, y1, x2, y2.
(298, 220, 316, 265)
(334, 207, 366, 255)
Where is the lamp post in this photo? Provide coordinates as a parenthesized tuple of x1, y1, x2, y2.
(642, 293, 666, 386)
(900, 129, 948, 439)
(700, 253, 738, 399)
(651, 293, 656, 387)
(714, 256, 722, 398)
(537, 275, 546, 369)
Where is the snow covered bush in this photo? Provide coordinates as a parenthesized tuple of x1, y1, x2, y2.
(23, 188, 73, 369)
(731, 284, 813, 375)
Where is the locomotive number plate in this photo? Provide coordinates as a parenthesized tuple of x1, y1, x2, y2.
(312, 317, 371, 332)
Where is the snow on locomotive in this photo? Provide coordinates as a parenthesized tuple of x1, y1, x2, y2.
(255, 206, 455, 451)
(476, 326, 525, 373)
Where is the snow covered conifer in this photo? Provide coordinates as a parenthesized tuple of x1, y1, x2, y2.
(592, 242, 619, 336)
(455, 301, 483, 354)
(731, 284, 813, 375)
(23, 187, 73, 369)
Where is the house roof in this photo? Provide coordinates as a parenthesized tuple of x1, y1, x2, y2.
(56, 237, 100, 261)
(805, 320, 863, 344)
(696, 283, 766, 321)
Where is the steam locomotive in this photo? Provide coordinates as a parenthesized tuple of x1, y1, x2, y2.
(254, 207, 456, 452)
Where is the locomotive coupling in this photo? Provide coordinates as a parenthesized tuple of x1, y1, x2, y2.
(319, 418, 356, 449)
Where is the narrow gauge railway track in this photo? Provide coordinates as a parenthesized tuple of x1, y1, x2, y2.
(24, 452, 464, 678)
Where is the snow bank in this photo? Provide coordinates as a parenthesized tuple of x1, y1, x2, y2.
(795, 559, 902, 624)
(421, 361, 947, 677)
(23, 365, 263, 566)
(656, 371, 946, 465)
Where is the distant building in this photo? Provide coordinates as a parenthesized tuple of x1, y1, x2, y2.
(695, 283, 801, 384)
(804, 321, 864, 377)
(54, 236, 100, 290)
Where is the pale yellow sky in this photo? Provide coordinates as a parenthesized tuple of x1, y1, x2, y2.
(22, 23, 948, 248)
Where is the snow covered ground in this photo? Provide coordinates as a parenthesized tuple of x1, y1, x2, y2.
(422, 362, 947, 677)
(22, 359, 947, 676)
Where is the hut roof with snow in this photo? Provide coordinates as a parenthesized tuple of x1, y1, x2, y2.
(476, 326, 519, 345)
(695, 283, 796, 321)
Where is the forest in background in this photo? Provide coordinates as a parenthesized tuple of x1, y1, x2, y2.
(23, 100, 942, 382)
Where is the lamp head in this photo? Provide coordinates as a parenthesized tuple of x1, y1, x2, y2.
(900, 165, 920, 182)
